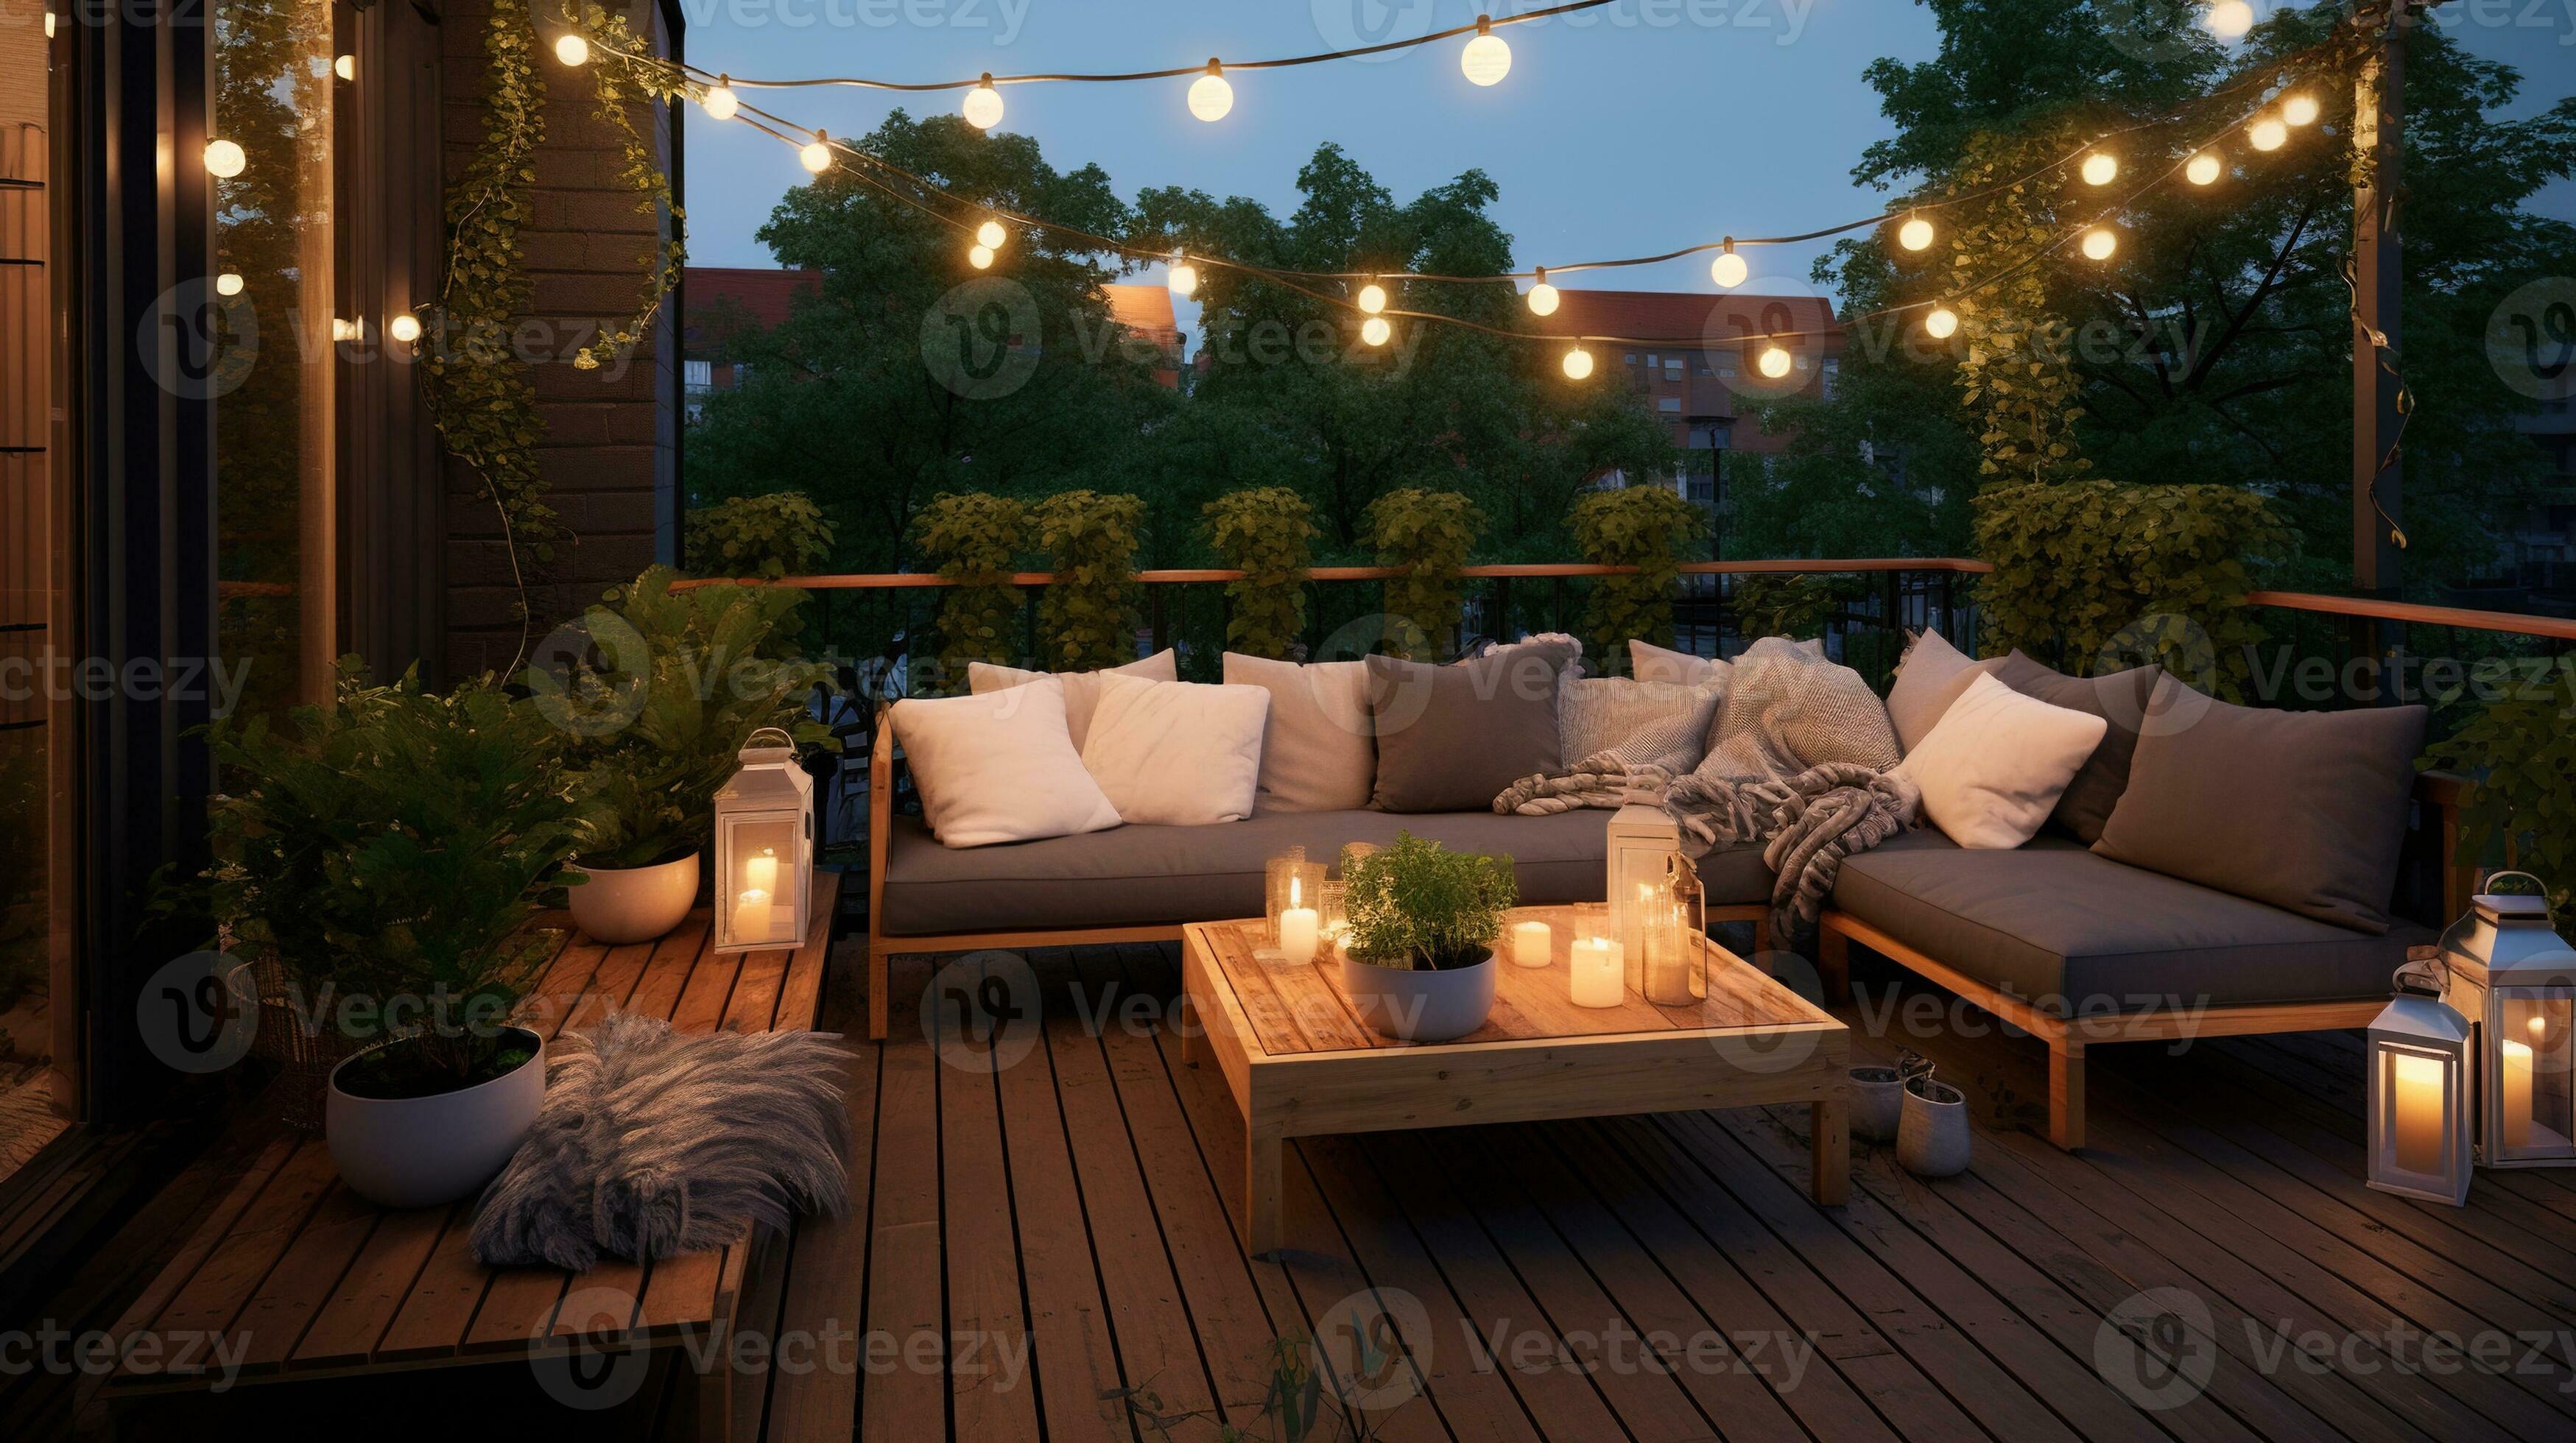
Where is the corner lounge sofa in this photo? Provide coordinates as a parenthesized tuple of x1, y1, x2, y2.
(864, 705, 2466, 1155)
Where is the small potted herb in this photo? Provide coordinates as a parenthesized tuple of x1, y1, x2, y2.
(1337, 832, 1518, 1041)
(530, 568, 823, 944)
(203, 664, 586, 1207)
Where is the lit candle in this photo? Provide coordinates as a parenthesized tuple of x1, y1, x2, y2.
(2393, 1051, 2444, 1175)
(745, 847, 778, 897)
(1571, 936, 1623, 1009)
(1512, 920, 1552, 968)
(736, 886, 774, 942)
(2502, 1039, 2535, 1151)
(1278, 875, 1319, 965)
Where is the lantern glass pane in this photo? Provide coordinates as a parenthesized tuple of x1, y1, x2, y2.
(2380, 1045, 2451, 1179)
(722, 815, 800, 948)
(2498, 992, 2574, 1159)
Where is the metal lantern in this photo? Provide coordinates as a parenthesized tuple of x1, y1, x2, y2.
(711, 726, 814, 953)
(2439, 873, 2576, 1169)
(2367, 959, 2473, 1205)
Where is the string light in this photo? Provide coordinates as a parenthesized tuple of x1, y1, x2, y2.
(1756, 343, 1792, 380)
(203, 138, 246, 177)
(2081, 225, 2119, 261)
(331, 318, 359, 342)
(2248, 115, 2287, 151)
(976, 219, 1008, 250)
(2081, 152, 2119, 186)
(555, 33, 589, 66)
(1362, 316, 1392, 347)
(214, 272, 244, 297)
(1461, 15, 1512, 87)
(2282, 91, 2319, 125)
(1710, 240, 1747, 289)
(2206, 0, 2253, 39)
(1562, 347, 1594, 380)
(334, 54, 355, 81)
(1169, 258, 1198, 297)
(2186, 150, 2223, 185)
(963, 74, 1004, 129)
(388, 312, 423, 344)
(1923, 305, 1958, 339)
(1527, 268, 1560, 317)
(1189, 60, 1234, 122)
(1357, 281, 1387, 314)
(704, 75, 739, 121)
(968, 244, 994, 269)
(800, 130, 833, 174)
(1898, 215, 1935, 252)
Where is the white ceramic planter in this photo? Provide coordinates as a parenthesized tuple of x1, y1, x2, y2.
(1896, 1076, 1972, 1178)
(1338, 950, 1496, 1042)
(327, 1029, 546, 1208)
(1850, 1066, 1904, 1144)
(567, 850, 699, 945)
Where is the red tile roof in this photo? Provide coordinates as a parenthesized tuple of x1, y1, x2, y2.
(1541, 288, 1841, 349)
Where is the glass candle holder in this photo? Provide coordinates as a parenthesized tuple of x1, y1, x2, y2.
(1260, 850, 1329, 964)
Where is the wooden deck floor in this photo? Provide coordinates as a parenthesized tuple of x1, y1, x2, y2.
(715, 939, 2576, 1443)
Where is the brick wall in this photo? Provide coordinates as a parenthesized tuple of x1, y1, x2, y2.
(439, 0, 678, 680)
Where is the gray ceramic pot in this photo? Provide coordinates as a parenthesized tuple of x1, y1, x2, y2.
(1896, 1076, 1971, 1178)
(1337, 949, 1496, 1042)
(1850, 1065, 1904, 1143)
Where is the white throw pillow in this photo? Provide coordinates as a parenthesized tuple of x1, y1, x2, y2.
(1894, 672, 2108, 850)
(1885, 628, 2002, 754)
(1080, 674, 1271, 826)
(892, 679, 1122, 848)
(1221, 653, 1375, 812)
(1630, 638, 1728, 686)
(967, 649, 1177, 752)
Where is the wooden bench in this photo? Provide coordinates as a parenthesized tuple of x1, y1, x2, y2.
(105, 872, 840, 1441)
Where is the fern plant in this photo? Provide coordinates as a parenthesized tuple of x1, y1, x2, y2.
(1204, 487, 1317, 660)
(1033, 490, 1144, 671)
(911, 492, 1028, 685)
(1569, 485, 1703, 673)
(1363, 489, 1483, 660)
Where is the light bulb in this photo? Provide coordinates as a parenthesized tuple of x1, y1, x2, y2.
(2186, 151, 2223, 186)
(976, 219, 1007, 250)
(1361, 316, 1392, 347)
(1711, 244, 1748, 289)
(968, 244, 994, 269)
(2081, 226, 2119, 261)
(1357, 282, 1386, 315)
(331, 317, 358, 342)
(963, 75, 1004, 130)
(334, 54, 355, 82)
(1758, 345, 1792, 380)
(2249, 116, 2287, 152)
(203, 138, 246, 178)
(387, 312, 422, 344)
(1924, 306, 1958, 339)
(1169, 261, 1198, 298)
(2081, 152, 2118, 186)
(1461, 17, 1511, 87)
(703, 76, 739, 121)
(214, 272, 244, 297)
(1562, 347, 1594, 381)
(2205, 0, 2253, 39)
(555, 33, 588, 66)
(1898, 216, 1935, 252)
(1188, 61, 1232, 123)
(2281, 92, 2318, 126)
(1527, 278, 1560, 317)
(800, 131, 832, 174)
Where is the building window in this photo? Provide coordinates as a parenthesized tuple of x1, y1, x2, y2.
(1658, 397, 1681, 413)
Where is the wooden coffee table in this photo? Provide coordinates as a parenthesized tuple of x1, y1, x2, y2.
(1180, 904, 1848, 1252)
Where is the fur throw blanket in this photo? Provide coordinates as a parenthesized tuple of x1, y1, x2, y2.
(473, 1012, 853, 1271)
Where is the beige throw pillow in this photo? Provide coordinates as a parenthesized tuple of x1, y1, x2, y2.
(1557, 677, 1724, 774)
(1630, 638, 1728, 685)
(1220, 653, 1375, 812)
(1080, 675, 1271, 826)
(1885, 629, 2001, 753)
(892, 679, 1123, 848)
(968, 649, 1177, 752)
(1893, 673, 2108, 850)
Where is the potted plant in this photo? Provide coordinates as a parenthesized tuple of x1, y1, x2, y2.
(528, 567, 823, 944)
(1337, 832, 1518, 1042)
(201, 663, 588, 1207)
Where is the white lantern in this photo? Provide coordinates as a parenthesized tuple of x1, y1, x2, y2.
(2439, 875, 2576, 1168)
(2367, 963, 2472, 1204)
(712, 727, 814, 953)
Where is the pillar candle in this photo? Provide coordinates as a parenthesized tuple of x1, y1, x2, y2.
(1571, 937, 1622, 1009)
(1278, 875, 1319, 965)
(2392, 1051, 2444, 1176)
(736, 886, 774, 942)
(1511, 920, 1552, 968)
(745, 847, 778, 897)
(2502, 1039, 2535, 1151)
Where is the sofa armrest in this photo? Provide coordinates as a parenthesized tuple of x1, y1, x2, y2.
(869, 710, 895, 932)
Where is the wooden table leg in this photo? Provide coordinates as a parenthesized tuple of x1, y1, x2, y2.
(1178, 990, 1197, 1068)
(1810, 1098, 1849, 1207)
(1243, 1127, 1283, 1255)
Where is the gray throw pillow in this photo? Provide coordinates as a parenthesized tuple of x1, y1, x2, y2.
(1558, 677, 1723, 773)
(1988, 652, 2164, 844)
(2091, 696, 2428, 934)
(1365, 650, 1563, 812)
(1885, 629, 1999, 753)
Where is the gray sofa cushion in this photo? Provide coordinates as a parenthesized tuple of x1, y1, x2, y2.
(1831, 830, 2429, 1017)
(880, 808, 1775, 936)
(1987, 655, 2162, 844)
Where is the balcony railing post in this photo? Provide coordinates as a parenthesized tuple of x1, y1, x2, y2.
(1150, 583, 1167, 659)
(1022, 585, 1039, 667)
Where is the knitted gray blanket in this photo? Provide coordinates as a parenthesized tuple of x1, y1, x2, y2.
(1667, 761, 1918, 942)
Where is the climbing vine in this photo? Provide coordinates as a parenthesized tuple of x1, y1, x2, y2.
(1569, 485, 1703, 672)
(1203, 487, 1315, 660)
(571, 3, 687, 375)
(1032, 491, 1144, 672)
(1364, 488, 1484, 660)
(911, 493, 1028, 685)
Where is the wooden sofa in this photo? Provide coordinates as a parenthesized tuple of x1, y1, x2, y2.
(1815, 772, 2469, 1151)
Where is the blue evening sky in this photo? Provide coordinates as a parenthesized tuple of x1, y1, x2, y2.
(676, 0, 2576, 344)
